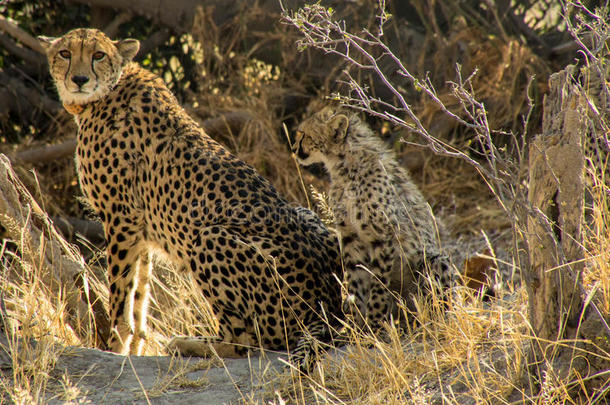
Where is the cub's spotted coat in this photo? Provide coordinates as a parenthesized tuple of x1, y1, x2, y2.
(293, 106, 456, 330)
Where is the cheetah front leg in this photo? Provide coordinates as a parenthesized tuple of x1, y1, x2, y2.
(363, 243, 395, 335)
(105, 224, 147, 355)
(342, 238, 395, 336)
(342, 242, 371, 329)
(129, 249, 152, 355)
(290, 314, 332, 374)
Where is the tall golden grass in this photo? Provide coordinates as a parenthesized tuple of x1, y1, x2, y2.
(1, 2, 609, 403)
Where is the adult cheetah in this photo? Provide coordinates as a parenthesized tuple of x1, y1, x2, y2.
(293, 106, 457, 332)
(38, 28, 343, 371)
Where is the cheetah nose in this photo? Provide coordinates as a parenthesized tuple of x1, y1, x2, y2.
(71, 75, 90, 86)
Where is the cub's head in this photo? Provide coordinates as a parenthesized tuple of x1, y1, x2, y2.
(38, 28, 139, 106)
(292, 106, 350, 167)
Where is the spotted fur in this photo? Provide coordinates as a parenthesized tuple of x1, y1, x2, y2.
(39, 28, 343, 372)
(293, 106, 457, 331)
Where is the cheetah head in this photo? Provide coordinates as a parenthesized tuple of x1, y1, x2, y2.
(292, 106, 350, 167)
(38, 28, 139, 107)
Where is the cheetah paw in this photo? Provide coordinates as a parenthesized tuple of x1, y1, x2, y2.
(167, 336, 217, 357)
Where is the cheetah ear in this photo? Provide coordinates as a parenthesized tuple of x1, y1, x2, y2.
(37, 35, 59, 53)
(329, 114, 349, 141)
(116, 38, 140, 63)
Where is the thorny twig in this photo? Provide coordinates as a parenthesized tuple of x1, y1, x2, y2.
(281, 1, 530, 227)
(281, 0, 610, 338)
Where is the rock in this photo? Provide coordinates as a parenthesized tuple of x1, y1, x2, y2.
(43, 346, 286, 404)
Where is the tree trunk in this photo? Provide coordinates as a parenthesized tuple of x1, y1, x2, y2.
(526, 64, 610, 392)
(527, 64, 585, 352)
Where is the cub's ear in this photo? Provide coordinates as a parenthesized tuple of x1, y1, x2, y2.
(329, 114, 349, 141)
(116, 38, 140, 63)
(37, 35, 59, 53)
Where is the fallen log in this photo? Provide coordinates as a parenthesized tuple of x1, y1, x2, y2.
(0, 154, 110, 347)
(14, 139, 77, 165)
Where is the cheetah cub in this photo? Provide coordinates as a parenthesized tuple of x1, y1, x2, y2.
(39, 28, 343, 372)
(293, 106, 457, 331)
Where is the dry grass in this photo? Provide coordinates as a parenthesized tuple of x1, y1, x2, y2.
(1, 3, 609, 404)
(0, 244, 78, 404)
(254, 254, 531, 404)
(144, 357, 217, 399)
(2, 112, 609, 405)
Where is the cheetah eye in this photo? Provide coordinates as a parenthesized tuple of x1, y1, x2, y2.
(59, 50, 71, 59)
(92, 51, 106, 61)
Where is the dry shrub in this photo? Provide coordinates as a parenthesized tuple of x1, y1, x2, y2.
(0, 160, 103, 402)
(419, 21, 551, 140)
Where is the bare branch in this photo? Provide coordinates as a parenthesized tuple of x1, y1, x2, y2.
(0, 71, 62, 115)
(68, 0, 296, 34)
(138, 29, 171, 57)
(14, 139, 77, 165)
(282, 4, 508, 189)
(0, 33, 46, 67)
(0, 14, 45, 54)
(103, 11, 133, 38)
